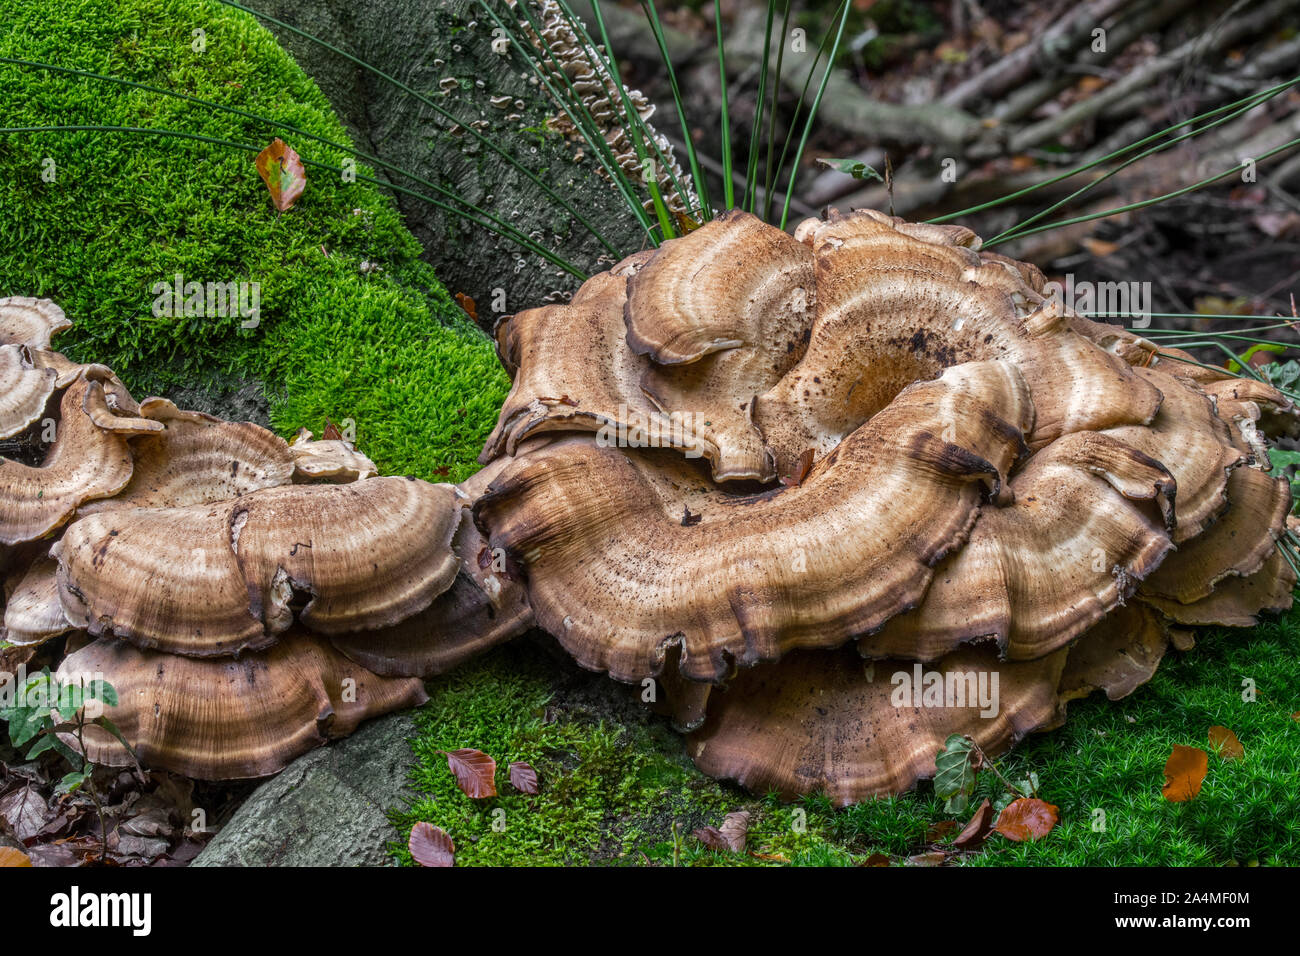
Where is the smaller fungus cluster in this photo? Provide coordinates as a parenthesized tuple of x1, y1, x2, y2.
(0, 297, 531, 779)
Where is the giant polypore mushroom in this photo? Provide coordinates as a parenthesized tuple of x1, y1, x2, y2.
(472, 208, 1296, 804)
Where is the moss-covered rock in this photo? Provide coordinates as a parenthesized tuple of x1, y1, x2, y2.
(0, 0, 506, 481)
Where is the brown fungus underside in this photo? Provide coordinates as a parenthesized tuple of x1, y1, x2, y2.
(472, 209, 1297, 805)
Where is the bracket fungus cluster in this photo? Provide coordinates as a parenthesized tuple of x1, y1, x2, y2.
(0, 297, 531, 779)
(471, 209, 1297, 805)
(2, 208, 1295, 802)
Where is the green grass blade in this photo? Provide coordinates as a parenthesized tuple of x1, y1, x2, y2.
(586, 0, 676, 239)
(714, 0, 734, 210)
(0, 124, 587, 278)
(929, 75, 1300, 225)
(639, 0, 713, 218)
(986, 83, 1300, 244)
(0, 55, 583, 272)
(988, 136, 1300, 246)
(546, 0, 696, 223)
(779, 0, 851, 230)
(213, 0, 622, 257)
(762, 0, 793, 222)
(475, 1, 657, 240)
(743, 0, 777, 213)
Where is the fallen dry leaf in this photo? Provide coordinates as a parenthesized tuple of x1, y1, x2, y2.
(255, 138, 306, 212)
(995, 798, 1059, 842)
(925, 820, 958, 842)
(1162, 745, 1208, 802)
(439, 748, 498, 799)
(954, 798, 995, 850)
(862, 852, 891, 867)
(1208, 726, 1244, 761)
(508, 761, 540, 795)
(0, 847, 32, 867)
(694, 811, 751, 853)
(408, 822, 454, 867)
(455, 293, 478, 323)
(907, 851, 948, 866)
(718, 811, 750, 853)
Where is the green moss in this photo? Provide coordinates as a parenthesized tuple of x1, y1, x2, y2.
(395, 619, 1300, 867)
(0, 0, 507, 481)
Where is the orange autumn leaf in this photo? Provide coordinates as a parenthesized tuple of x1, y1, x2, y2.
(455, 293, 478, 323)
(1162, 745, 1208, 802)
(439, 748, 498, 799)
(0, 847, 32, 867)
(255, 138, 306, 212)
(1208, 726, 1244, 760)
(995, 798, 1059, 842)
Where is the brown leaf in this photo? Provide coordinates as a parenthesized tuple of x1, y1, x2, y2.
(440, 748, 498, 799)
(694, 811, 750, 853)
(0, 847, 32, 867)
(995, 798, 1059, 842)
(907, 851, 948, 866)
(455, 293, 478, 323)
(862, 852, 891, 867)
(1208, 726, 1244, 760)
(321, 420, 343, 441)
(508, 761, 540, 795)
(954, 798, 995, 849)
(926, 820, 958, 842)
(408, 822, 454, 867)
(1162, 745, 1208, 802)
(719, 811, 750, 853)
(0, 787, 48, 842)
(255, 138, 306, 212)
(692, 826, 728, 851)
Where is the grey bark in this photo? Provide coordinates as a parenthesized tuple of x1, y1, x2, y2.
(250, 0, 651, 322)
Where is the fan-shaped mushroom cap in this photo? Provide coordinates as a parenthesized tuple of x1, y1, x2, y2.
(80, 378, 163, 436)
(862, 430, 1174, 662)
(621, 211, 817, 480)
(0, 345, 57, 440)
(625, 210, 815, 365)
(1058, 603, 1168, 703)
(1099, 368, 1243, 543)
(56, 633, 428, 779)
(0, 376, 135, 546)
(2, 555, 74, 647)
(1200, 377, 1300, 439)
(79, 400, 294, 514)
(56, 477, 462, 656)
(329, 511, 533, 678)
(1140, 465, 1290, 604)
(753, 211, 1161, 474)
(686, 644, 1066, 805)
(1143, 549, 1295, 626)
(476, 359, 1030, 683)
(289, 427, 378, 483)
(0, 297, 70, 348)
(479, 265, 742, 472)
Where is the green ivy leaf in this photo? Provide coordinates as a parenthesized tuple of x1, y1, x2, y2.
(815, 157, 884, 182)
(934, 734, 978, 810)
